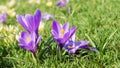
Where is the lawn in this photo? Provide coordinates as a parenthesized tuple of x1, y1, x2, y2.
(0, 0, 120, 68)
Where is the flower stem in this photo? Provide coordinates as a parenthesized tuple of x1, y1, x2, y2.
(32, 52, 37, 64)
(58, 46, 62, 61)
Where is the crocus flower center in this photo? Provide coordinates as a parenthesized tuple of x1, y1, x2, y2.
(68, 45, 72, 48)
(60, 29, 64, 34)
(60, 29, 64, 38)
(27, 37, 31, 42)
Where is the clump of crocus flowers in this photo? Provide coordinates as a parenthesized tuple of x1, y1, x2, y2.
(51, 20, 97, 54)
(16, 9, 98, 60)
(16, 9, 42, 59)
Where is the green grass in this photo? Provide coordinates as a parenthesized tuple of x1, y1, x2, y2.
(0, 0, 120, 68)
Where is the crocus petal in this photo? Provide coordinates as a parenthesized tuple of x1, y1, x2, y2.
(68, 48, 77, 54)
(75, 41, 89, 49)
(75, 41, 98, 52)
(34, 9, 41, 29)
(24, 14, 34, 32)
(31, 32, 37, 42)
(75, 41, 89, 46)
(52, 20, 61, 34)
(19, 38, 26, 44)
(79, 45, 98, 52)
(51, 30, 59, 39)
(36, 36, 42, 45)
(56, 38, 64, 44)
(19, 41, 35, 52)
(71, 32, 76, 42)
(21, 31, 29, 39)
(16, 15, 29, 32)
(63, 27, 76, 42)
(63, 32, 70, 43)
(69, 26, 76, 37)
(63, 22, 69, 34)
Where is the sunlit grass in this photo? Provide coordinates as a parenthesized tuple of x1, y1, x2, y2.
(0, 0, 120, 68)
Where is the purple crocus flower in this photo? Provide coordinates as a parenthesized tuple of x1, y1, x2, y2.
(41, 13, 53, 21)
(19, 31, 41, 58)
(51, 20, 76, 49)
(16, 9, 41, 36)
(57, 0, 69, 7)
(64, 33, 98, 54)
(0, 13, 7, 24)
